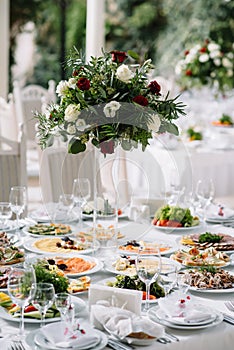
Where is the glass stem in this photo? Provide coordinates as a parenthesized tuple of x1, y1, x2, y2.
(41, 311, 46, 328)
(145, 283, 150, 311)
(19, 304, 25, 336)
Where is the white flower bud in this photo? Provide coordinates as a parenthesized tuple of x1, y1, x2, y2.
(64, 104, 81, 122)
(116, 64, 134, 83)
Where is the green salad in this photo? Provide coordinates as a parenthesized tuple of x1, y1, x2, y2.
(154, 204, 199, 227)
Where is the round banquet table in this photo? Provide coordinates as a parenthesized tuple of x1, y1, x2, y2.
(1, 219, 234, 350)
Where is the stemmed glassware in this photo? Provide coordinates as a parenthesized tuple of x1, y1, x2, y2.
(195, 179, 215, 219)
(72, 178, 91, 224)
(0, 202, 12, 229)
(9, 186, 27, 236)
(55, 293, 75, 335)
(135, 250, 161, 312)
(157, 262, 177, 297)
(7, 266, 36, 339)
(57, 194, 74, 222)
(31, 282, 55, 327)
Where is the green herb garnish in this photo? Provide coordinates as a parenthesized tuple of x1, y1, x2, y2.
(198, 232, 223, 244)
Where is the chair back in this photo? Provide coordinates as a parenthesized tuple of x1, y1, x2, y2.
(0, 125, 27, 202)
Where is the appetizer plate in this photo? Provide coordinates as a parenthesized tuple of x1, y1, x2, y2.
(26, 328, 108, 350)
(22, 223, 76, 237)
(148, 306, 223, 330)
(104, 256, 180, 276)
(176, 234, 234, 253)
(188, 286, 234, 294)
(152, 223, 204, 234)
(23, 236, 98, 255)
(0, 296, 86, 324)
(117, 239, 178, 256)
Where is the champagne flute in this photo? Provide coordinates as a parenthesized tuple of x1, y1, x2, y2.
(7, 266, 36, 339)
(72, 178, 91, 223)
(135, 251, 161, 312)
(9, 186, 27, 235)
(31, 282, 55, 327)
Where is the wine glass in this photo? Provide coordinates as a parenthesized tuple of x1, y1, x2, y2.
(9, 186, 27, 235)
(72, 178, 91, 223)
(7, 266, 36, 339)
(31, 282, 55, 327)
(57, 194, 74, 222)
(158, 262, 177, 297)
(195, 179, 215, 218)
(176, 270, 191, 294)
(0, 202, 12, 229)
(55, 293, 75, 335)
(135, 251, 161, 312)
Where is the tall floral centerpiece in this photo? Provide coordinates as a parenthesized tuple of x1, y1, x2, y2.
(175, 39, 234, 96)
(36, 49, 186, 257)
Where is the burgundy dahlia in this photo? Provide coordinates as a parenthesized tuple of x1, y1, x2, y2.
(148, 80, 161, 95)
(77, 77, 90, 91)
(111, 50, 127, 63)
(100, 140, 115, 155)
(132, 95, 148, 106)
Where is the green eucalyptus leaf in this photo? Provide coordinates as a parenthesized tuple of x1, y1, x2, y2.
(127, 50, 139, 60)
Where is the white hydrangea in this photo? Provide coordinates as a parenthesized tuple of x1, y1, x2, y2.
(147, 114, 161, 133)
(64, 104, 81, 122)
(56, 80, 69, 97)
(116, 64, 134, 83)
(199, 54, 209, 63)
(103, 101, 121, 118)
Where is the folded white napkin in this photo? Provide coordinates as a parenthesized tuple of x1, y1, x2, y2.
(88, 284, 142, 315)
(90, 304, 163, 341)
(206, 204, 234, 220)
(41, 322, 100, 349)
(158, 292, 213, 324)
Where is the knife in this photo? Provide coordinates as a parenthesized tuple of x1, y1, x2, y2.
(223, 313, 234, 325)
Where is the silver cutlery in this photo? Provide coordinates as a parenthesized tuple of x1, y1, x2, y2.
(108, 338, 135, 350)
(225, 301, 234, 312)
(9, 341, 26, 350)
(156, 337, 171, 344)
(164, 331, 179, 342)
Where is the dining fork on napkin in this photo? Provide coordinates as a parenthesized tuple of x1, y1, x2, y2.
(40, 322, 100, 349)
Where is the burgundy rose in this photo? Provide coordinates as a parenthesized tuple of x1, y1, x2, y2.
(111, 50, 127, 63)
(77, 77, 90, 91)
(100, 140, 115, 155)
(72, 70, 79, 77)
(184, 50, 190, 56)
(132, 95, 149, 106)
(185, 69, 192, 76)
(148, 80, 161, 95)
(200, 47, 207, 53)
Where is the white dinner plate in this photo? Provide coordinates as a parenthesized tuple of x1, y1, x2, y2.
(117, 239, 178, 256)
(23, 237, 97, 255)
(22, 223, 77, 238)
(82, 211, 128, 220)
(26, 327, 108, 350)
(104, 256, 180, 276)
(148, 305, 223, 330)
(152, 223, 204, 234)
(0, 296, 86, 324)
(0, 220, 17, 232)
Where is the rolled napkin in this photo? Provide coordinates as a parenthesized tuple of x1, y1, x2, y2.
(90, 303, 164, 342)
(40, 322, 100, 349)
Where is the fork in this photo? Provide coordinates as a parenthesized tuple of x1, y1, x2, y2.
(225, 301, 234, 312)
(9, 341, 26, 350)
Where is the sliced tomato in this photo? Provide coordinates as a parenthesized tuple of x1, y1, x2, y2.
(142, 291, 156, 300)
(24, 305, 38, 313)
(156, 219, 168, 226)
(151, 218, 158, 226)
(117, 209, 123, 216)
(166, 220, 182, 227)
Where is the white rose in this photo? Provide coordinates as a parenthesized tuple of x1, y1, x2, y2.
(190, 45, 201, 55)
(222, 57, 233, 68)
(76, 119, 86, 130)
(214, 58, 221, 66)
(68, 78, 77, 89)
(207, 43, 220, 52)
(185, 54, 195, 64)
(66, 124, 76, 134)
(56, 80, 69, 97)
(199, 54, 209, 63)
(64, 104, 81, 122)
(148, 114, 161, 133)
(227, 69, 233, 77)
(209, 50, 221, 59)
(116, 64, 134, 83)
(103, 101, 121, 118)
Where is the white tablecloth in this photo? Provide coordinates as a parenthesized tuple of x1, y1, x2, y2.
(1, 220, 234, 350)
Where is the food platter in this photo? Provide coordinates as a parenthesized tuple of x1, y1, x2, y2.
(152, 223, 204, 234)
(117, 239, 178, 256)
(22, 223, 75, 237)
(23, 236, 98, 255)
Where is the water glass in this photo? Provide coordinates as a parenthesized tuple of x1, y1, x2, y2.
(0, 202, 12, 229)
(72, 178, 91, 224)
(31, 282, 55, 327)
(58, 194, 74, 221)
(7, 266, 36, 339)
(135, 252, 161, 312)
(9, 186, 27, 234)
